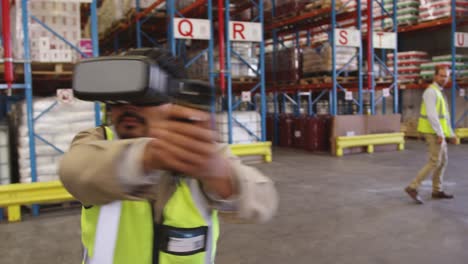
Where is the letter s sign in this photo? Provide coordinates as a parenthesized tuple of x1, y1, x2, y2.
(338, 30, 348, 46)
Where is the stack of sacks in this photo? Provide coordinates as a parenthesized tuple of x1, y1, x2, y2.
(302, 43, 358, 75)
(419, 0, 468, 22)
(16, 97, 95, 183)
(420, 54, 468, 80)
(10, 0, 80, 62)
(361, 0, 393, 32)
(387, 51, 429, 83)
(383, 0, 419, 28)
(0, 125, 11, 185)
(216, 111, 261, 144)
(304, 0, 354, 12)
(274, 0, 309, 17)
(176, 0, 201, 10)
(96, 0, 161, 37)
(187, 43, 258, 80)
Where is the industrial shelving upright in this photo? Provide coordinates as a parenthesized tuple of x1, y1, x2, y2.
(448, 0, 467, 129)
(0, 0, 100, 219)
(221, 0, 267, 143)
(368, 0, 399, 115)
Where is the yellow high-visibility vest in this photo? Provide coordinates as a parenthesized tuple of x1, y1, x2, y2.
(417, 84, 452, 137)
(81, 126, 220, 264)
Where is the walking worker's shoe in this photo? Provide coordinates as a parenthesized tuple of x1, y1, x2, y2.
(405, 187, 424, 204)
(432, 191, 454, 199)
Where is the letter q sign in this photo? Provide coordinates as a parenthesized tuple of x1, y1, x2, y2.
(174, 18, 211, 40)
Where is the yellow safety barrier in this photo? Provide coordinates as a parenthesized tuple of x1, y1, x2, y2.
(0, 181, 74, 222)
(229, 142, 273, 163)
(455, 128, 468, 145)
(335, 132, 405, 157)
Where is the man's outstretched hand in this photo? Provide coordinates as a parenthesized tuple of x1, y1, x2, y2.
(143, 104, 235, 198)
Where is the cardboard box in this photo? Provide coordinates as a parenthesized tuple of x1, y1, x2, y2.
(330, 114, 402, 156)
(367, 114, 401, 152)
(330, 115, 366, 155)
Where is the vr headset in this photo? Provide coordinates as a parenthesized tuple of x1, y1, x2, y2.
(72, 56, 215, 111)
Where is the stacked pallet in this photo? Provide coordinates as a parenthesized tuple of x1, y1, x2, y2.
(302, 43, 358, 76)
(419, 0, 468, 22)
(401, 89, 423, 137)
(10, 0, 81, 62)
(383, 0, 419, 28)
(420, 54, 468, 80)
(96, 0, 158, 37)
(387, 51, 430, 83)
(304, 0, 355, 12)
(266, 47, 302, 83)
(274, 0, 309, 18)
(0, 124, 11, 185)
(216, 111, 261, 144)
(14, 96, 95, 183)
(187, 43, 258, 80)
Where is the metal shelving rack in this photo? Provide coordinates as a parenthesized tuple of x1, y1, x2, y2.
(0, 0, 100, 219)
(264, 1, 364, 146)
(223, 0, 267, 143)
(100, 1, 269, 146)
(395, 0, 468, 130)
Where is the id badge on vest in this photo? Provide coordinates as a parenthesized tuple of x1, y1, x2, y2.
(159, 225, 208, 256)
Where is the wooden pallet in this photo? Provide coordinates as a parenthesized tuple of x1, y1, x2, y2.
(305, 2, 332, 11)
(337, 76, 357, 83)
(273, 12, 297, 21)
(300, 76, 353, 85)
(0, 62, 74, 75)
(276, 80, 298, 86)
(231, 76, 259, 83)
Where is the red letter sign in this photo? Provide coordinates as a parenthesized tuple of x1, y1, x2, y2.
(339, 30, 348, 45)
(233, 23, 246, 40)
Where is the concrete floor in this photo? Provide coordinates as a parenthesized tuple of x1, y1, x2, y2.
(1, 140, 468, 264)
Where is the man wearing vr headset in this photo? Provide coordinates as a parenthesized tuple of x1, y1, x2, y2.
(59, 48, 278, 264)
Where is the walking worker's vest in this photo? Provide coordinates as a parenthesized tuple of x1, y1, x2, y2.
(81, 126, 220, 264)
(417, 84, 452, 137)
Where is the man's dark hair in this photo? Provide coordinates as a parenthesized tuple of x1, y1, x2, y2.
(123, 48, 187, 79)
(434, 64, 449, 76)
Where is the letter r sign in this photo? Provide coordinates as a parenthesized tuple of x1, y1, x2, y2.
(229, 21, 262, 42)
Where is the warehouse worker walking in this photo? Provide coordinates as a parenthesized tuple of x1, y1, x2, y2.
(59, 48, 278, 264)
(405, 65, 458, 204)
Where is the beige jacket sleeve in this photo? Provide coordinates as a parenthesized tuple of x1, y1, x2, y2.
(213, 145, 279, 223)
(59, 127, 278, 222)
(58, 127, 156, 205)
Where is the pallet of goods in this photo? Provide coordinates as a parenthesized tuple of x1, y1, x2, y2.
(95, 0, 159, 38)
(12, 95, 95, 183)
(387, 51, 429, 83)
(419, 0, 468, 22)
(302, 42, 358, 76)
(10, 0, 82, 62)
(216, 111, 261, 144)
(0, 124, 11, 185)
(383, 0, 420, 28)
(420, 54, 468, 80)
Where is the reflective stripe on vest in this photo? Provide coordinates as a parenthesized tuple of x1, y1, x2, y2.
(417, 84, 452, 137)
(82, 126, 219, 264)
(87, 127, 122, 264)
